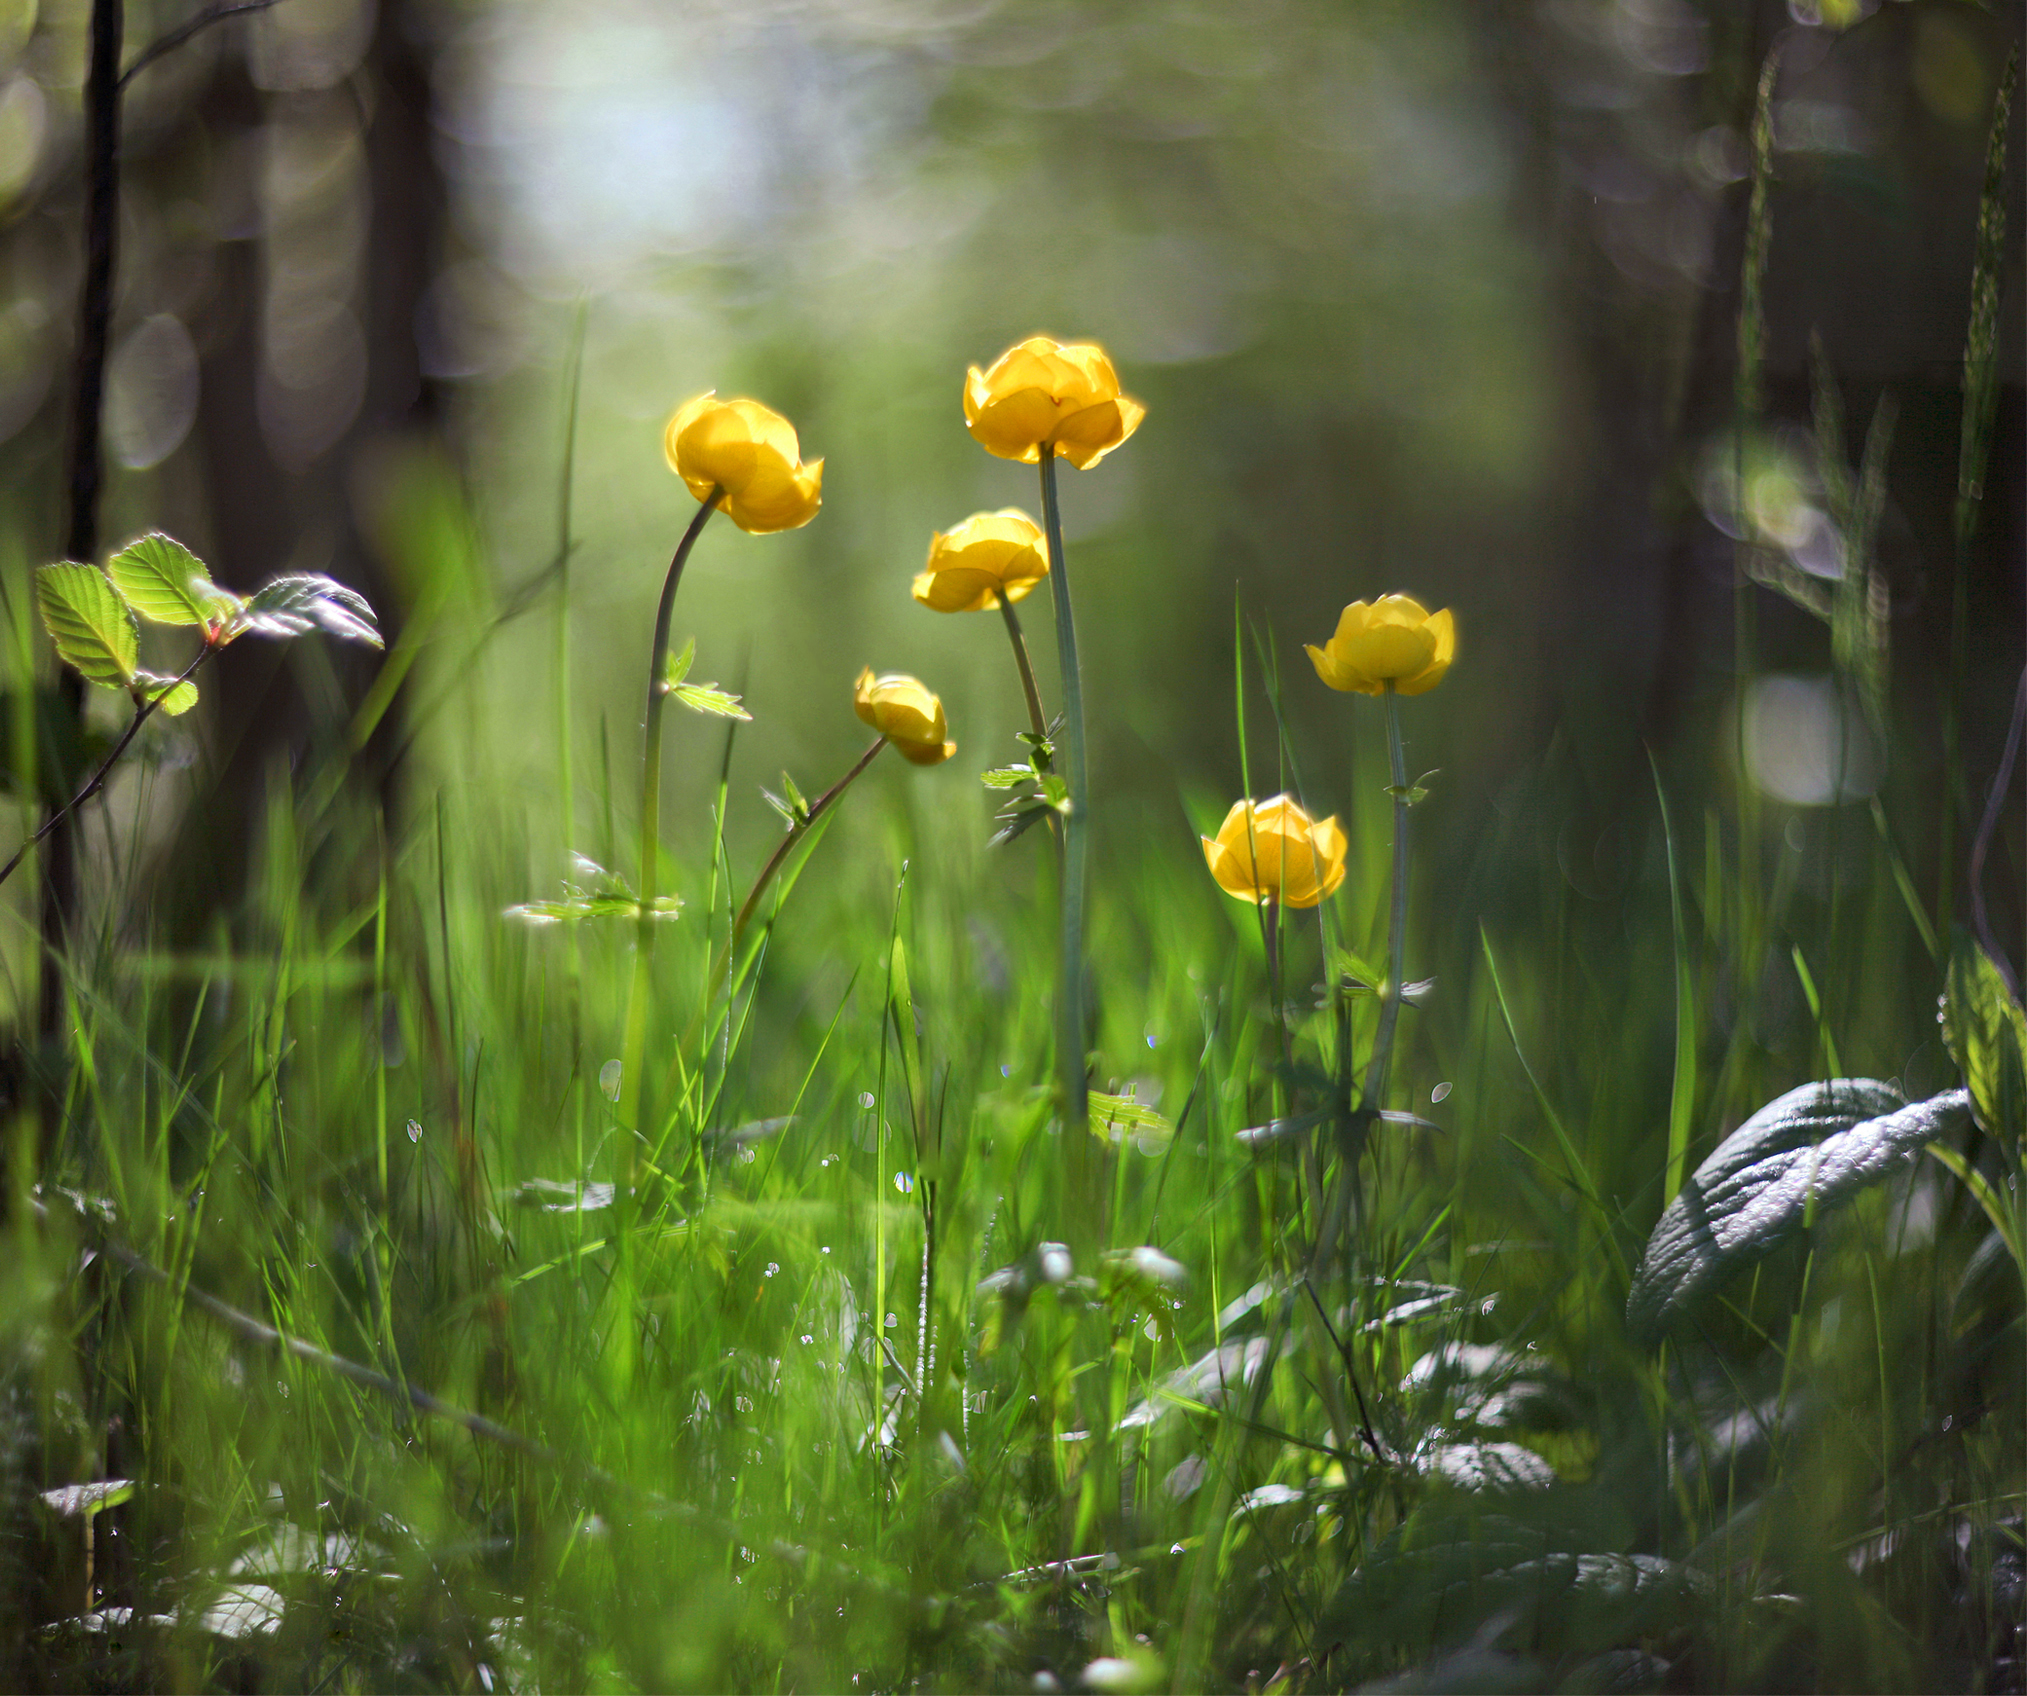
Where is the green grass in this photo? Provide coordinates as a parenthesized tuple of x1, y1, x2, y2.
(0, 566, 2018, 1691)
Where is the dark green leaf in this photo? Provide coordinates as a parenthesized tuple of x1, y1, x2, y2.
(1940, 931, 2027, 1142)
(1625, 1081, 1967, 1346)
(1322, 1503, 1709, 1662)
(107, 533, 235, 628)
(37, 563, 137, 688)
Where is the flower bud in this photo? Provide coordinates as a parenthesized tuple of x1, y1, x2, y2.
(853, 668, 956, 766)
(1201, 795, 1347, 909)
(664, 393, 823, 534)
(912, 510, 1049, 614)
(962, 335, 1145, 469)
(1306, 595, 1455, 697)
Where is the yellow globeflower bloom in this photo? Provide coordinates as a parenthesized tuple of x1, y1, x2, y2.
(663, 392, 824, 534)
(1201, 795, 1347, 909)
(963, 335, 1145, 469)
(1306, 595, 1455, 697)
(912, 509, 1049, 614)
(853, 668, 957, 766)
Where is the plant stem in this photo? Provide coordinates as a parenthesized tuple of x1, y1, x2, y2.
(0, 644, 212, 894)
(614, 492, 718, 1174)
(1038, 449, 1090, 1160)
(997, 595, 1049, 744)
(1362, 683, 1411, 1112)
(730, 736, 885, 955)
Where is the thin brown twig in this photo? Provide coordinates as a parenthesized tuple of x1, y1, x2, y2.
(118, 0, 281, 89)
(0, 644, 214, 894)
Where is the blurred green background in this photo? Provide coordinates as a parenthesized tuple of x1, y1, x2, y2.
(0, 0, 2014, 1004)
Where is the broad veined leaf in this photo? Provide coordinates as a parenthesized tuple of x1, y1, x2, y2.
(1625, 1080, 1968, 1346)
(133, 670, 198, 716)
(37, 563, 136, 688)
(1321, 1504, 1709, 1661)
(107, 533, 236, 628)
(1940, 930, 2027, 1142)
(236, 574, 383, 647)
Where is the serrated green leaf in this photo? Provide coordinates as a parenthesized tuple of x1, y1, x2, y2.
(1624, 1080, 1967, 1346)
(37, 563, 136, 688)
(133, 670, 198, 716)
(979, 766, 1031, 790)
(107, 533, 231, 628)
(663, 637, 696, 688)
(671, 682, 751, 720)
(1940, 931, 2027, 1142)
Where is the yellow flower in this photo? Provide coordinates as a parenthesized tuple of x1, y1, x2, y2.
(912, 509, 1049, 614)
(1201, 795, 1347, 909)
(963, 335, 1145, 469)
(853, 668, 956, 766)
(1306, 595, 1455, 697)
(663, 392, 824, 534)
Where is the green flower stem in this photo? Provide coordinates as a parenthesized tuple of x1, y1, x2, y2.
(615, 490, 719, 1177)
(729, 736, 886, 957)
(996, 594, 1050, 746)
(1362, 682, 1411, 1111)
(1038, 448, 1091, 1161)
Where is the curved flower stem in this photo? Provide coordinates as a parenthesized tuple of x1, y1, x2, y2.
(1038, 449, 1091, 1163)
(614, 491, 719, 1178)
(996, 595, 1050, 745)
(730, 736, 885, 958)
(0, 642, 213, 895)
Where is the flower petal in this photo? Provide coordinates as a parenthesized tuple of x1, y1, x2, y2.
(1395, 607, 1455, 696)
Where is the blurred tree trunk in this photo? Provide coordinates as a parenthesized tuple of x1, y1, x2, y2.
(167, 0, 444, 934)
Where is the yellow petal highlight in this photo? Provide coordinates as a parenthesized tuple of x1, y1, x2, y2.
(1202, 794, 1347, 909)
(961, 334, 1144, 468)
(913, 509, 1048, 614)
(662, 392, 823, 534)
(1308, 594, 1456, 696)
(853, 667, 956, 766)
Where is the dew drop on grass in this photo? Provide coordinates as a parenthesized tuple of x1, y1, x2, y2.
(885, 1313, 898, 1328)
(599, 1060, 622, 1102)
(1001, 1064, 1011, 1077)
(820, 1154, 836, 1168)
(820, 1245, 831, 1254)
(1431, 1081, 1452, 1104)
(858, 1091, 875, 1108)
(405, 1119, 422, 1143)
(764, 1263, 778, 1278)
(893, 1171, 914, 1194)
(801, 1334, 814, 1345)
